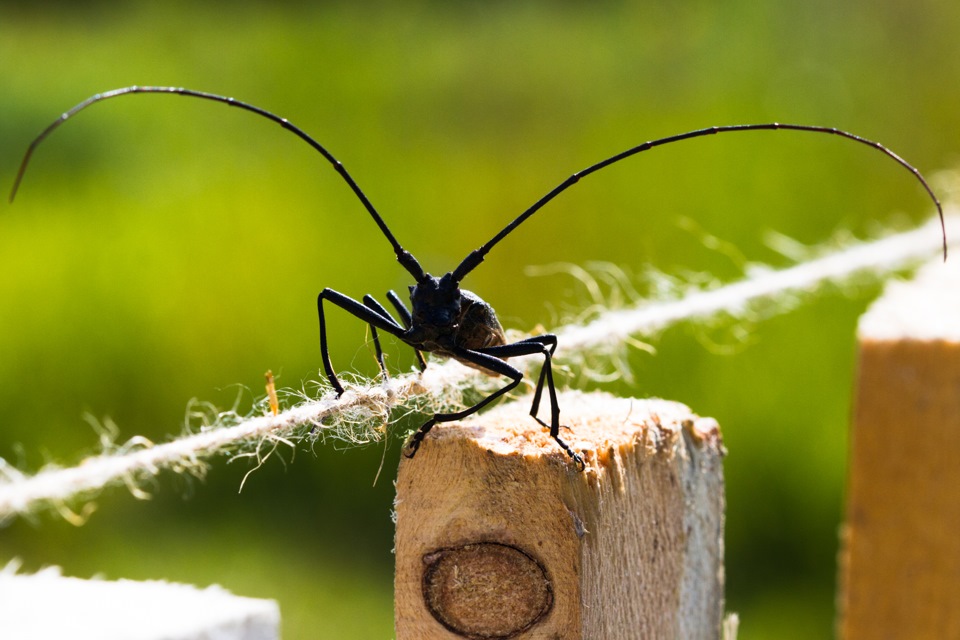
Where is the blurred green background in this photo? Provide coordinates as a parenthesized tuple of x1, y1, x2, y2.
(1, 2, 956, 638)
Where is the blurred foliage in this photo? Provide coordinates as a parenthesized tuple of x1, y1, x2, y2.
(0, 2, 957, 638)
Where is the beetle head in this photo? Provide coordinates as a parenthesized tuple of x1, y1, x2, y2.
(409, 273, 461, 330)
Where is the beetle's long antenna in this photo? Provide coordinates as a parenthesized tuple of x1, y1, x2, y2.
(9, 86, 426, 282)
(453, 124, 947, 281)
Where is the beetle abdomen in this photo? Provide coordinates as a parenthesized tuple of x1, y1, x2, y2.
(451, 290, 507, 374)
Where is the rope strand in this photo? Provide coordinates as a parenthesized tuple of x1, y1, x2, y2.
(0, 213, 952, 522)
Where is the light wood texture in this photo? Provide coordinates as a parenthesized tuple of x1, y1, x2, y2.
(840, 259, 960, 639)
(394, 390, 726, 639)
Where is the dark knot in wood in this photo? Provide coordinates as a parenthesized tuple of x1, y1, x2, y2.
(421, 542, 553, 638)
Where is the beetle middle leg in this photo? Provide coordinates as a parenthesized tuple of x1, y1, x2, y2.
(386, 290, 427, 372)
(505, 334, 560, 430)
(362, 295, 398, 379)
(405, 340, 584, 469)
(480, 336, 582, 468)
(361, 293, 428, 378)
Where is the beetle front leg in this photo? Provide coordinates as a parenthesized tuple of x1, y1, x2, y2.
(317, 288, 406, 397)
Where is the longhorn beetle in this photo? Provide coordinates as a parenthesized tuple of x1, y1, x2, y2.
(10, 86, 947, 470)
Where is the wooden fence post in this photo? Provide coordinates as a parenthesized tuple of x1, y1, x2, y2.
(393, 390, 726, 639)
(839, 258, 960, 639)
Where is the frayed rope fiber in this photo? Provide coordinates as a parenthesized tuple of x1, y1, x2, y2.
(0, 213, 953, 521)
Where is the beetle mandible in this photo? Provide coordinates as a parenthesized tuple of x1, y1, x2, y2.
(10, 86, 947, 471)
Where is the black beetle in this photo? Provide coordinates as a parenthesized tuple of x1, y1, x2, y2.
(11, 86, 947, 470)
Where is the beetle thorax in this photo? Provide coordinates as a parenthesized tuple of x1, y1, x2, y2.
(405, 272, 506, 356)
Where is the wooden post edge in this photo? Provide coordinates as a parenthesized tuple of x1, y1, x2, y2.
(840, 258, 960, 638)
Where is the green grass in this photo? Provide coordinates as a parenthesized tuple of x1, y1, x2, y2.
(1, 2, 958, 637)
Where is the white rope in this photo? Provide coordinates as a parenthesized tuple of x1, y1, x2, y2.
(0, 214, 953, 522)
(560, 214, 952, 351)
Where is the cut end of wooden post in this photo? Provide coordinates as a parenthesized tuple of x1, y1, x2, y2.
(394, 390, 726, 639)
(422, 542, 553, 637)
(858, 258, 960, 342)
(840, 258, 960, 639)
